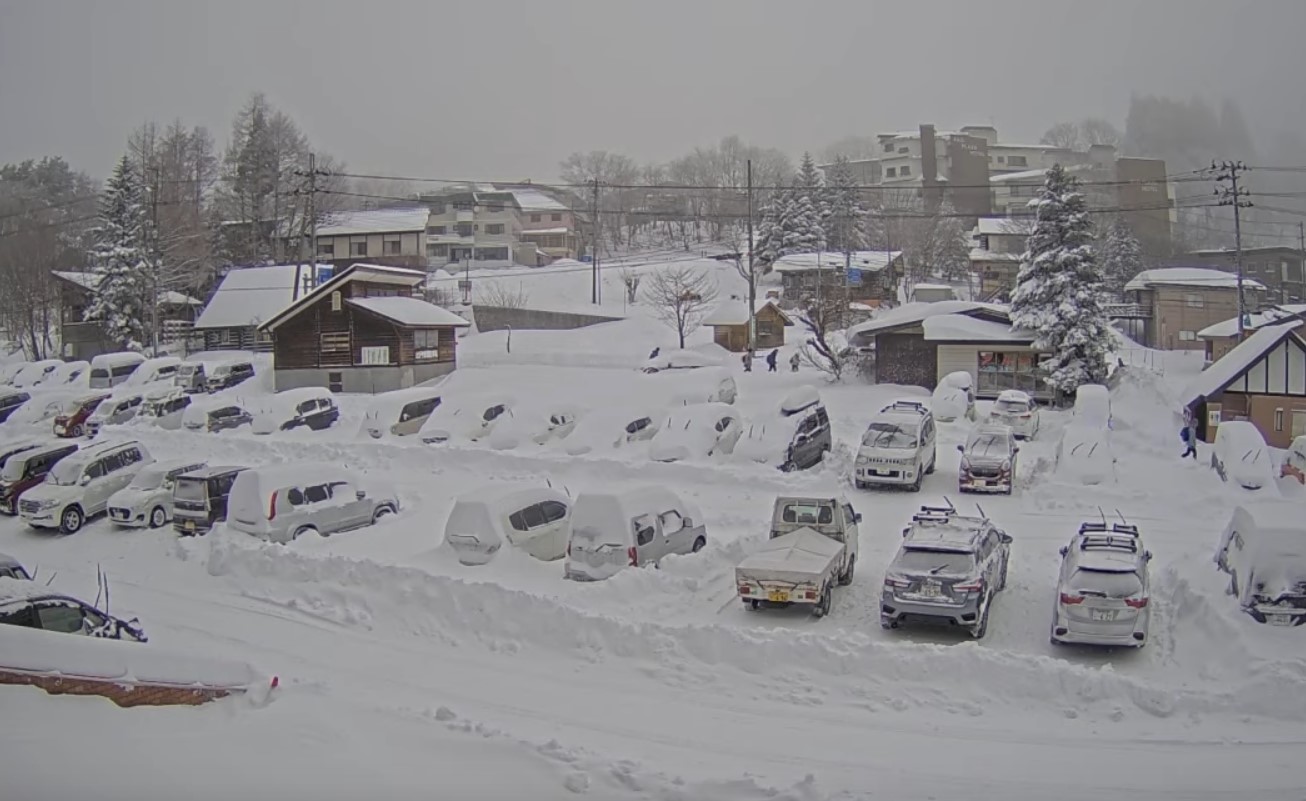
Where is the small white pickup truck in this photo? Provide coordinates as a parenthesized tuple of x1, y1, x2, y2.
(735, 496, 861, 617)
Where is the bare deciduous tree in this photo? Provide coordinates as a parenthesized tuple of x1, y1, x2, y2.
(642, 266, 718, 348)
(479, 281, 529, 310)
(797, 291, 848, 381)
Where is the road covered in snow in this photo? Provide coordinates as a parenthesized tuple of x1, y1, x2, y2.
(2, 339, 1305, 800)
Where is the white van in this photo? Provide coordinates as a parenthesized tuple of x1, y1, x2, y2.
(134, 387, 192, 431)
(1282, 435, 1306, 484)
(443, 485, 571, 565)
(854, 399, 937, 491)
(88, 352, 146, 389)
(1072, 384, 1112, 430)
(361, 387, 443, 439)
(227, 464, 398, 544)
(18, 440, 154, 533)
(1215, 503, 1306, 625)
(564, 487, 707, 581)
(121, 356, 182, 389)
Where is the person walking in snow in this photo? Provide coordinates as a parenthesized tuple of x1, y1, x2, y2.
(766, 349, 778, 372)
(742, 351, 752, 372)
(790, 352, 800, 372)
(648, 346, 660, 360)
(1180, 414, 1198, 460)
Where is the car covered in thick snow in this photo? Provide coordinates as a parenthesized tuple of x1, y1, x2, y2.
(854, 399, 937, 491)
(48, 360, 90, 387)
(0, 389, 31, 424)
(1210, 421, 1274, 491)
(360, 386, 443, 440)
(119, 356, 182, 389)
(1283, 435, 1306, 484)
(560, 406, 662, 456)
(640, 348, 726, 373)
(0, 362, 27, 386)
(182, 399, 254, 434)
(443, 484, 572, 565)
(987, 389, 1041, 440)
(639, 363, 738, 406)
(133, 387, 192, 431)
(931, 371, 976, 423)
(227, 463, 398, 544)
(84, 391, 145, 437)
(106, 458, 208, 529)
(419, 395, 513, 445)
(564, 486, 706, 581)
(1055, 423, 1116, 485)
(649, 402, 743, 463)
(734, 387, 831, 472)
(957, 424, 1018, 494)
(51, 392, 111, 438)
(0, 552, 31, 580)
(1216, 503, 1306, 626)
(1051, 522, 1151, 647)
(88, 351, 146, 389)
(251, 387, 340, 435)
(0, 577, 146, 642)
(10, 359, 63, 388)
(1072, 384, 1112, 429)
(1, 389, 84, 432)
(531, 408, 580, 446)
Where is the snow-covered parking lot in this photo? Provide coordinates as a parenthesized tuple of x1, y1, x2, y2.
(2, 351, 1306, 801)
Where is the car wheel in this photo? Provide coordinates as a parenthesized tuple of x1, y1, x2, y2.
(926, 451, 936, 474)
(971, 602, 990, 639)
(854, 479, 866, 490)
(72, 424, 84, 437)
(998, 559, 1008, 591)
(372, 505, 396, 523)
(691, 536, 706, 553)
(149, 506, 167, 529)
(813, 587, 831, 618)
(781, 461, 797, 473)
(910, 472, 922, 492)
(292, 525, 318, 541)
(747, 599, 759, 611)
(839, 555, 856, 586)
(60, 506, 84, 535)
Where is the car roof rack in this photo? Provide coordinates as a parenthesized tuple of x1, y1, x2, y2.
(911, 498, 958, 524)
(1077, 521, 1140, 537)
(1078, 533, 1140, 553)
(881, 400, 930, 415)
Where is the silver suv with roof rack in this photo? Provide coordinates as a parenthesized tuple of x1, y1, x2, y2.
(1051, 520, 1152, 647)
(881, 500, 1011, 638)
(855, 399, 937, 491)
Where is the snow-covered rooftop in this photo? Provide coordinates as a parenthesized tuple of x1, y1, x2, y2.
(922, 314, 1036, 343)
(511, 189, 568, 212)
(52, 271, 201, 307)
(1125, 268, 1267, 293)
(194, 264, 323, 330)
(315, 207, 429, 237)
(1197, 305, 1306, 339)
(773, 250, 903, 273)
(346, 296, 470, 328)
(848, 301, 1009, 339)
(259, 264, 428, 331)
(1182, 321, 1303, 408)
(702, 299, 790, 327)
(973, 217, 1035, 236)
(968, 248, 1023, 262)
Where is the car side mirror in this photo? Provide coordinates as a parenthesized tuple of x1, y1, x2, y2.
(356, 490, 367, 500)
(1013, 446, 1020, 454)
(956, 444, 964, 452)
(1059, 545, 1068, 556)
(1145, 551, 1153, 561)
(1000, 533, 1013, 545)
(854, 513, 863, 523)
(79, 474, 91, 487)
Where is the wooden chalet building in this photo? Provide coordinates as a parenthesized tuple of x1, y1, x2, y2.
(772, 251, 904, 309)
(52, 271, 201, 360)
(258, 263, 470, 393)
(702, 299, 793, 352)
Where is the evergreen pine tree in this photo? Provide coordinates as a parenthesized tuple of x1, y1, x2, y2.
(752, 190, 789, 270)
(1010, 164, 1112, 394)
(1099, 216, 1145, 297)
(781, 193, 826, 254)
(85, 155, 153, 351)
(793, 152, 831, 237)
(825, 156, 868, 254)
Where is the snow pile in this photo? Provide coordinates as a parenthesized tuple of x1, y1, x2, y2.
(460, 318, 677, 369)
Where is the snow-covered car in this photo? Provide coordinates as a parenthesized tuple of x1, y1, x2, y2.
(1, 389, 84, 433)
(360, 387, 443, 440)
(205, 360, 256, 393)
(531, 409, 580, 446)
(0, 577, 147, 642)
(0, 442, 79, 516)
(1072, 384, 1112, 429)
(0, 362, 26, 386)
(854, 400, 937, 491)
(1216, 503, 1306, 626)
(0, 552, 31, 580)
(641, 348, 725, 373)
(51, 392, 112, 438)
(88, 351, 146, 389)
(1211, 421, 1274, 491)
(734, 387, 831, 471)
(1051, 522, 1152, 647)
(987, 389, 1041, 439)
(133, 387, 192, 431)
(19, 440, 154, 534)
(120, 356, 182, 389)
(1056, 423, 1115, 485)
(84, 391, 145, 436)
(105, 458, 207, 529)
(0, 389, 30, 424)
(957, 424, 1018, 494)
(1282, 435, 1306, 484)
(736, 496, 861, 617)
(45, 360, 90, 387)
(648, 367, 738, 406)
(560, 406, 662, 456)
(564, 487, 706, 581)
(931, 371, 976, 423)
(227, 464, 398, 544)
(649, 403, 743, 463)
(182, 400, 253, 434)
(419, 395, 511, 444)
(10, 359, 63, 388)
(251, 387, 340, 435)
(443, 485, 572, 565)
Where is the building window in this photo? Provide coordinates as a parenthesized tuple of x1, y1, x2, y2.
(885, 167, 897, 178)
(756, 320, 777, 338)
(455, 223, 473, 237)
(485, 223, 505, 235)
(327, 371, 343, 393)
(1185, 293, 1204, 308)
(415, 329, 439, 361)
(428, 203, 445, 214)
(316, 241, 334, 256)
(897, 147, 908, 154)
(1293, 410, 1306, 438)
(530, 214, 541, 223)
(384, 238, 402, 255)
(1008, 155, 1028, 167)
(900, 165, 911, 176)
(883, 141, 895, 153)
(350, 238, 367, 257)
(997, 156, 1006, 163)
(428, 225, 446, 235)
(453, 201, 473, 211)
(477, 247, 509, 261)
(978, 351, 1049, 395)
(1179, 330, 1197, 341)
(485, 203, 504, 213)
(551, 213, 562, 222)
(1275, 408, 1285, 431)
(320, 332, 350, 355)
(427, 244, 448, 258)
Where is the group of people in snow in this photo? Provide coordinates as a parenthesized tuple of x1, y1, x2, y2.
(741, 349, 800, 373)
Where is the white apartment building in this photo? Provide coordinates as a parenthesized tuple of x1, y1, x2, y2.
(421, 185, 579, 269)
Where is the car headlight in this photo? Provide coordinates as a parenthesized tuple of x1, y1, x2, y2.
(856, 455, 868, 465)
(38, 498, 61, 510)
(1001, 459, 1011, 471)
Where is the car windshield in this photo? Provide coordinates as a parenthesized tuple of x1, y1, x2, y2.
(46, 457, 84, 486)
(1069, 569, 1143, 599)
(1, 458, 29, 483)
(862, 422, 917, 449)
(996, 399, 1028, 414)
(967, 431, 1010, 457)
(174, 477, 207, 502)
(897, 548, 975, 575)
(60, 398, 85, 414)
(128, 466, 167, 490)
(780, 502, 834, 526)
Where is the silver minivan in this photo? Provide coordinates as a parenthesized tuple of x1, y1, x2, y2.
(564, 486, 707, 581)
(226, 464, 399, 543)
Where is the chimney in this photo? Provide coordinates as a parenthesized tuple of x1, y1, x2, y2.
(919, 124, 940, 210)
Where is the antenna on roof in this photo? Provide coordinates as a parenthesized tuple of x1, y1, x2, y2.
(94, 564, 103, 610)
(45, 571, 56, 587)
(975, 503, 987, 519)
(1097, 507, 1107, 526)
(1115, 509, 1128, 526)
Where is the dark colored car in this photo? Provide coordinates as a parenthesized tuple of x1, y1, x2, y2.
(185, 404, 253, 434)
(52, 392, 111, 438)
(206, 361, 256, 393)
(0, 390, 31, 424)
(0, 442, 79, 515)
(0, 578, 146, 642)
(0, 552, 31, 580)
(172, 465, 248, 535)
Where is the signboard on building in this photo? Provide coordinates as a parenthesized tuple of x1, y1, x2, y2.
(846, 268, 863, 286)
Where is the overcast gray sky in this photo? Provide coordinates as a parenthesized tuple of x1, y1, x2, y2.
(2, 0, 1304, 181)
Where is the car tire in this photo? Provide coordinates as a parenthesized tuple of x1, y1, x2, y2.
(813, 587, 831, 618)
(781, 461, 797, 473)
(972, 603, 990, 639)
(72, 424, 84, 437)
(747, 599, 759, 611)
(839, 555, 856, 586)
(60, 506, 84, 535)
(910, 472, 922, 492)
(854, 479, 866, 490)
(998, 559, 1008, 591)
(926, 450, 936, 474)
(292, 525, 318, 541)
(372, 505, 395, 524)
(691, 536, 706, 553)
(149, 506, 167, 529)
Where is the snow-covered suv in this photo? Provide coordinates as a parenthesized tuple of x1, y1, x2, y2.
(881, 502, 1011, 638)
(855, 400, 937, 491)
(1051, 521, 1152, 647)
(19, 440, 154, 534)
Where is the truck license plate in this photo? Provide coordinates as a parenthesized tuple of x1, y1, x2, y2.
(184, 520, 195, 531)
(768, 590, 789, 603)
(1091, 609, 1117, 622)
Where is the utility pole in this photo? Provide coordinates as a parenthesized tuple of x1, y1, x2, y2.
(1213, 161, 1253, 335)
(746, 159, 756, 353)
(146, 166, 161, 356)
(293, 154, 331, 284)
(591, 178, 600, 305)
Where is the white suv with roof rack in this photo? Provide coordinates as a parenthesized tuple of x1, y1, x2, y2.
(1050, 521, 1152, 647)
(854, 399, 936, 491)
(19, 440, 154, 534)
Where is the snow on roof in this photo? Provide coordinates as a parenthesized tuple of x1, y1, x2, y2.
(988, 168, 1049, 184)
(998, 389, 1032, 402)
(89, 352, 146, 369)
(1182, 321, 1303, 407)
(259, 264, 428, 332)
(1125, 268, 1267, 293)
(511, 188, 567, 212)
(314, 207, 429, 236)
(968, 248, 1023, 262)
(0, 576, 80, 605)
(520, 227, 570, 235)
(52, 271, 201, 306)
(847, 301, 1009, 339)
(973, 217, 1035, 236)
(912, 283, 954, 291)
(1197, 305, 1306, 339)
(453, 483, 568, 510)
(772, 250, 903, 273)
(238, 462, 355, 493)
(923, 314, 1036, 343)
(346, 296, 470, 328)
(702, 299, 790, 326)
(1229, 502, 1306, 536)
(737, 528, 845, 580)
(195, 264, 320, 330)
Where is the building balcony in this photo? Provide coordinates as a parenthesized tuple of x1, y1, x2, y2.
(1104, 302, 1152, 319)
